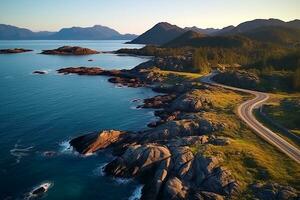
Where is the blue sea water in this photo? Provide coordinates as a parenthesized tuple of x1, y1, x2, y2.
(0, 40, 157, 199)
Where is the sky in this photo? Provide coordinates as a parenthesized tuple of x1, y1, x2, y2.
(0, 0, 299, 34)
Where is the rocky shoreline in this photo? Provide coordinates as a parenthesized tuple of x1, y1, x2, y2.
(41, 46, 100, 55)
(58, 61, 299, 200)
(0, 48, 33, 54)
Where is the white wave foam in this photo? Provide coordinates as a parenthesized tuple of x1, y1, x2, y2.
(93, 163, 108, 176)
(115, 84, 124, 88)
(58, 140, 73, 154)
(114, 177, 132, 184)
(128, 185, 143, 200)
(130, 106, 142, 110)
(10, 144, 34, 164)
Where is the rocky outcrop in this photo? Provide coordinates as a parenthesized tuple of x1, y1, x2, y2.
(105, 144, 171, 178)
(170, 89, 213, 112)
(69, 130, 126, 155)
(251, 183, 299, 200)
(213, 70, 260, 89)
(57, 67, 145, 87)
(57, 67, 104, 75)
(105, 144, 171, 199)
(168, 135, 209, 147)
(138, 94, 177, 109)
(163, 177, 188, 199)
(69, 127, 239, 200)
(0, 48, 32, 54)
(41, 46, 100, 55)
(63, 61, 297, 200)
(108, 77, 144, 88)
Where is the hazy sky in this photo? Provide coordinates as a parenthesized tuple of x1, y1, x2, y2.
(0, 0, 299, 34)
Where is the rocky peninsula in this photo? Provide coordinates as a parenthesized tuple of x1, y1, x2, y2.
(41, 46, 100, 55)
(0, 48, 33, 54)
(57, 55, 299, 200)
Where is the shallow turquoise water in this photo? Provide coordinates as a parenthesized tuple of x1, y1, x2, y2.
(0, 40, 157, 199)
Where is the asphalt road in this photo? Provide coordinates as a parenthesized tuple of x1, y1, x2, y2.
(201, 72, 300, 164)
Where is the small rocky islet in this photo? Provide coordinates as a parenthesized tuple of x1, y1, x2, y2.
(41, 46, 100, 55)
(0, 48, 33, 54)
(56, 55, 299, 200)
(33, 70, 47, 75)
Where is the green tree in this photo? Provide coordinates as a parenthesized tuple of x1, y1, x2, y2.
(193, 49, 210, 74)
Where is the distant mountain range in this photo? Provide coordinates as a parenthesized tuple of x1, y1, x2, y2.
(215, 18, 300, 35)
(0, 24, 137, 40)
(1, 18, 300, 44)
(128, 18, 300, 45)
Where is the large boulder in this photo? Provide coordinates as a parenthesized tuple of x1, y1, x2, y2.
(168, 135, 209, 147)
(139, 94, 177, 109)
(69, 130, 126, 155)
(163, 177, 188, 200)
(190, 154, 220, 186)
(105, 144, 171, 200)
(169, 146, 194, 179)
(202, 167, 239, 196)
(104, 144, 171, 178)
(139, 119, 201, 143)
(170, 89, 213, 112)
(140, 113, 221, 143)
(251, 183, 299, 200)
(191, 191, 224, 200)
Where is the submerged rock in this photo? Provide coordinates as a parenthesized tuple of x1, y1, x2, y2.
(41, 46, 100, 55)
(43, 151, 56, 157)
(0, 48, 32, 54)
(33, 70, 47, 75)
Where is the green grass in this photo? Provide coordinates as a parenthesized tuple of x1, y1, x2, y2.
(189, 88, 300, 193)
(143, 68, 203, 84)
(264, 93, 300, 134)
(142, 69, 300, 191)
(253, 93, 300, 147)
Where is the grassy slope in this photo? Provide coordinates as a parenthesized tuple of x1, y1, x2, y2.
(147, 69, 299, 195)
(264, 93, 300, 135)
(255, 93, 300, 148)
(187, 84, 300, 197)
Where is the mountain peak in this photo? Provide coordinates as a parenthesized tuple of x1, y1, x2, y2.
(154, 22, 182, 31)
(128, 22, 185, 45)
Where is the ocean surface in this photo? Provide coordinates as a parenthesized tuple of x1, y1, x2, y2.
(0, 40, 158, 199)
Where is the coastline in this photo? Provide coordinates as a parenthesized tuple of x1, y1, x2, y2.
(56, 55, 300, 199)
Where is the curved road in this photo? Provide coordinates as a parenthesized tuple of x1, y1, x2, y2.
(201, 72, 300, 164)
